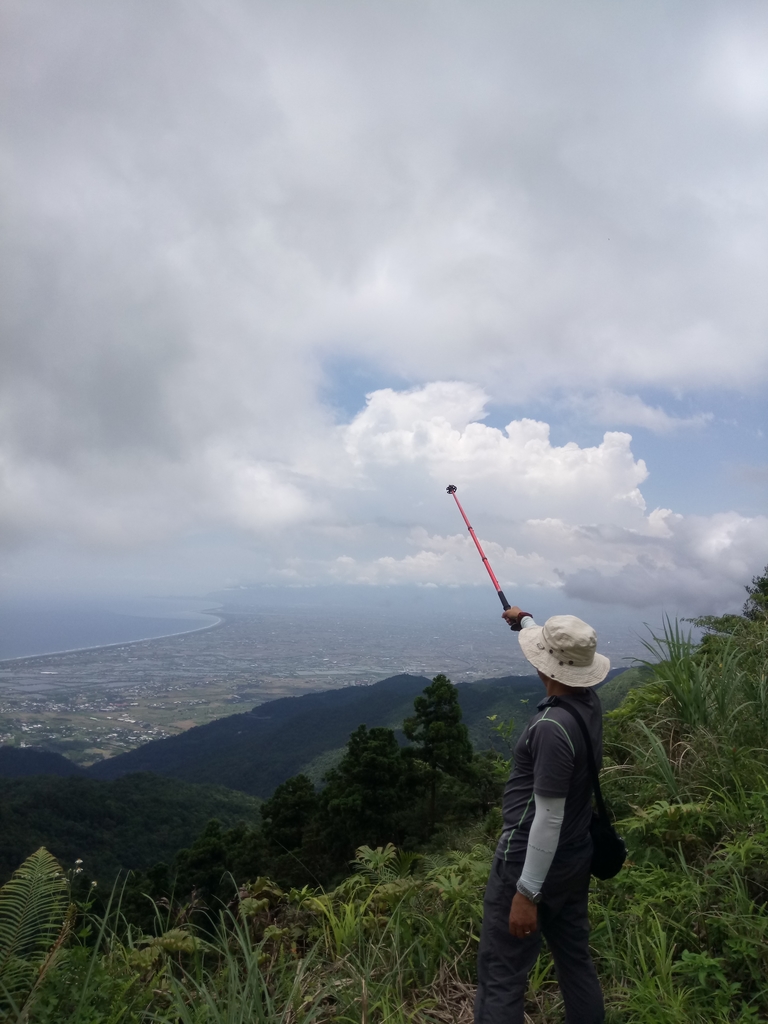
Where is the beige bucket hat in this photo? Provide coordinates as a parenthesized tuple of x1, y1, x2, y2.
(518, 614, 610, 687)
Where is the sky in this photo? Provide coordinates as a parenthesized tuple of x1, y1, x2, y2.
(1, 0, 767, 623)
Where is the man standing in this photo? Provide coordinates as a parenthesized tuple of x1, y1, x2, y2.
(474, 606, 610, 1024)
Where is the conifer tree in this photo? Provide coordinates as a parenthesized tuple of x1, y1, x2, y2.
(403, 673, 473, 828)
(317, 726, 410, 870)
(261, 774, 316, 856)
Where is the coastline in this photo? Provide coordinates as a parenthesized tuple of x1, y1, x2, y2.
(0, 610, 227, 668)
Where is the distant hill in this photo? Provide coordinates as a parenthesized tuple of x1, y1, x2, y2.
(0, 746, 87, 777)
(88, 674, 438, 795)
(86, 669, 631, 797)
(0, 772, 260, 884)
(597, 666, 652, 711)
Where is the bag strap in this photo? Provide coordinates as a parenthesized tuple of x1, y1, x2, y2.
(549, 697, 609, 822)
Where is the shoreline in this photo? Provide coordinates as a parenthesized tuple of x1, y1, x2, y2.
(0, 610, 228, 668)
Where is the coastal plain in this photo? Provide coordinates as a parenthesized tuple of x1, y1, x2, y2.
(0, 612, 383, 765)
(0, 605, 644, 767)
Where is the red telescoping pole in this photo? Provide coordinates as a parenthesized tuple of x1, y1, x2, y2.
(446, 485, 511, 611)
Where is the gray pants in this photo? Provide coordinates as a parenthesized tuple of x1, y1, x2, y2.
(474, 846, 604, 1024)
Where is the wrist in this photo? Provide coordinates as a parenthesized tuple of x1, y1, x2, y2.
(508, 611, 533, 632)
(516, 879, 543, 904)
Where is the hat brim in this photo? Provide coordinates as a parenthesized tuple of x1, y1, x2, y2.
(519, 626, 610, 687)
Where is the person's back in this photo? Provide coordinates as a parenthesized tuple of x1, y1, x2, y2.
(475, 609, 608, 1024)
(497, 686, 602, 862)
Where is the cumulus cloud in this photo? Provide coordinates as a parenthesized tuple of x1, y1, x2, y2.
(560, 512, 768, 612)
(573, 391, 714, 433)
(342, 382, 649, 524)
(324, 504, 768, 615)
(323, 386, 768, 612)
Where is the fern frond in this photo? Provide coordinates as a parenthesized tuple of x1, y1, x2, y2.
(15, 903, 76, 1024)
(0, 847, 67, 1006)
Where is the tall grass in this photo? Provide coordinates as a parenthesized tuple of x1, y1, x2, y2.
(153, 914, 324, 1024)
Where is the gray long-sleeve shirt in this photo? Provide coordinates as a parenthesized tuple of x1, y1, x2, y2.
(495, 687, 603, 862)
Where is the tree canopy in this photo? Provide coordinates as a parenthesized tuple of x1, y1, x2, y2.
(744, 563, 768, 620)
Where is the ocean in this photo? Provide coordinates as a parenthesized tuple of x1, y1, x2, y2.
(0, 586, 654, 668)
(0, 596, 221, 661)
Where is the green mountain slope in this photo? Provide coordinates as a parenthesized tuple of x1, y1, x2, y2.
(0, 772, 260, 884)
(85, 674, 534, 795)
(0, 747, 86, 777)
(87, 674, 435, 795)
(85, 669, 630, 797)
(595, 665, 651, 711)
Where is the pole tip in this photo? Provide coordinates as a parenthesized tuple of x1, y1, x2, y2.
(446, 484, 457, 494)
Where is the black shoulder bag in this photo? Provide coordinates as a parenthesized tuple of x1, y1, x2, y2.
(550, 697, 627, 880)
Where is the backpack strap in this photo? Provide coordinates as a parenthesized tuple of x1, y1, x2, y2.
(549, 696, 609, 823)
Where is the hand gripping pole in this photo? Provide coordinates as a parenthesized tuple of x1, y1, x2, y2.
(446, 485, 511, 610)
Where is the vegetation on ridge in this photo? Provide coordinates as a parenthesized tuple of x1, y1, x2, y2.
(0, 774, 261, 885)
(83, 670, 548, 795)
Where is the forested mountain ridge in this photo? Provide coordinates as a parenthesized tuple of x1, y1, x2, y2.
(86, 672, 436, 793)
(0, 667, 636, 894)
(0, 772, 260, 884)
(0, 746, 86, 777)
(83, 668, 631, 796)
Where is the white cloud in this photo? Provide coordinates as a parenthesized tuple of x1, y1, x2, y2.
(330, 386, 768, 612)
(701, 24, 768, 123)
(2, 374, 766, 616)
(574, 391, 714, 433)
(323, 509, 768, 615)
(343, 382, 648, 524)
(561, 512, 768, 612)
(1, 381, 648, 541)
